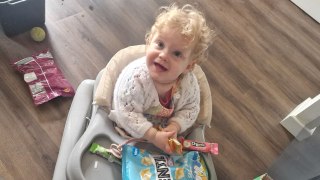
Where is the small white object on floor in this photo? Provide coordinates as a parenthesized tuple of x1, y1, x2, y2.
(281, 94, 320, 141)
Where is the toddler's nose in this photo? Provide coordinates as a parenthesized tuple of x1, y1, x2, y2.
(159, 49, 169, 61)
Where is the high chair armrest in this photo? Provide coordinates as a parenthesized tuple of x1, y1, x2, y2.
(66, 108, 127, 180)
(53, 80, 95, 180)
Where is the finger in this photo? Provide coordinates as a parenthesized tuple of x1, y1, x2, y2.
(172, 133, 177, 139)
(165, 131, 175, 137)
(169, 131, 177, 139)
(165, 145, 172, 154)
(162, 128, 169, 132)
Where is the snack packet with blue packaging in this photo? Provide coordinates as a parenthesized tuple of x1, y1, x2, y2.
(122, 144, 209, 180)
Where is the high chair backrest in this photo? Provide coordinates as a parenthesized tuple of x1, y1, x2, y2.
(93, 45, 212, 127)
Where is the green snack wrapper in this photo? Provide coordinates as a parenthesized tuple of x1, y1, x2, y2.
(89, 143, 121, 165)
(253, 173, 273, 180)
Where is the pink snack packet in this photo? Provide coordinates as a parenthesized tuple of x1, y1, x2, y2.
(178, 137, 219, 155)
(12, 49, 75, 105)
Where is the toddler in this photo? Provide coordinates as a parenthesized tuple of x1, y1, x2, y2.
(109, 4, 214, 154)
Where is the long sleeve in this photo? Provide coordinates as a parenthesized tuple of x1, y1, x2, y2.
(108, 58, 157, 138)
(169, 72, 200, 133)
(108, 57, 201, 137)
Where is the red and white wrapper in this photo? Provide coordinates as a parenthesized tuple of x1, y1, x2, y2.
(178, 137, 219, 155)
(12, 49, 75, 105)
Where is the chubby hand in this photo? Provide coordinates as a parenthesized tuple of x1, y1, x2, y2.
(144, 127, 175, 154)
(162, 122, 181, 139)
(153, 131, 175, 154)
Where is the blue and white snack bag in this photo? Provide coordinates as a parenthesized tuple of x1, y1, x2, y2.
(122, 144, 209, 180)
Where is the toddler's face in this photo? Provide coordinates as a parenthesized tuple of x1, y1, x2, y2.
(146, 27, 195, 85)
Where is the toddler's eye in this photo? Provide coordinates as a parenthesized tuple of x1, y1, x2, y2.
(173, 51, 182, 57)
(155, 41, 164, 49)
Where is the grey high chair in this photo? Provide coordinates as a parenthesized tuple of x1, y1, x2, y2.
(52, 45, 218, 180)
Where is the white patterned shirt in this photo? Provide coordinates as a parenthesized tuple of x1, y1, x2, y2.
(108, 57, 200, 138)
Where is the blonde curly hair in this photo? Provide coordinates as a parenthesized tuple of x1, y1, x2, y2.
(145, 4, 215, 64)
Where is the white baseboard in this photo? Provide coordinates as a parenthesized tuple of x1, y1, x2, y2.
(290, 0, 320, 23)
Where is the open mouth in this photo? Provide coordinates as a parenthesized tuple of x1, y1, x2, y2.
(154, 62, 168, 71)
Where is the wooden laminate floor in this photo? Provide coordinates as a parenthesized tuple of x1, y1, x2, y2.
(0, 0, 320, 179)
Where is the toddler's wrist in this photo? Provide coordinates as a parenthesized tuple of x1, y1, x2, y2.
(169, 121, 181, 133)
(144, 127, 158, 142)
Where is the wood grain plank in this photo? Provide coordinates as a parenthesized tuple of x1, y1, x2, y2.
(1, 0, 320, 179)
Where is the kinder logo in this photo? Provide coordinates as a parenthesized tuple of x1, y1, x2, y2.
(153, 155, 172, 180)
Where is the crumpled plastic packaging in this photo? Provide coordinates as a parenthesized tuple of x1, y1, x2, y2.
(12, 49, 75, 105)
